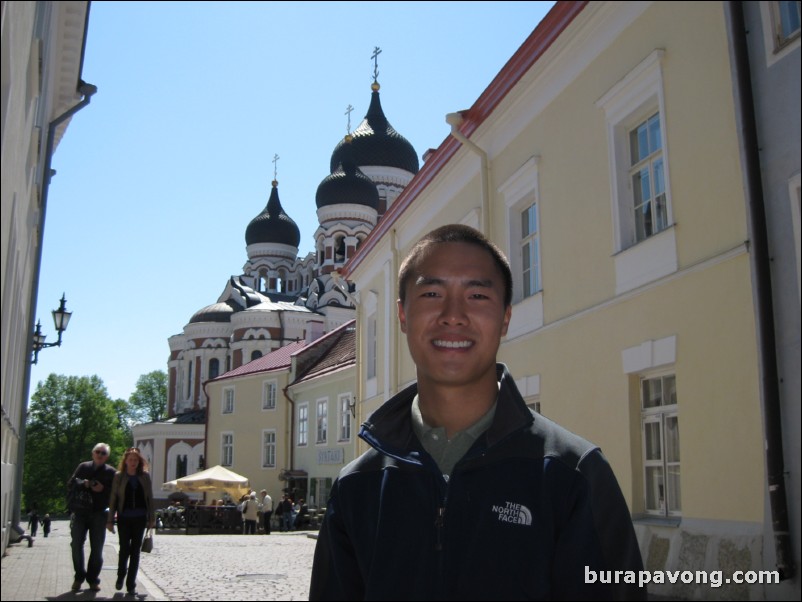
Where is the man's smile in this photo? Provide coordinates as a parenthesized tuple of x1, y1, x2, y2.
(432, 339, 474, 349)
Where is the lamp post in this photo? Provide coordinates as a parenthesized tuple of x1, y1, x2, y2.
(31, 293, 72, 364)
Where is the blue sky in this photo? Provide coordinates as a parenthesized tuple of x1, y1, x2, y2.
(30, 1, 555, 402)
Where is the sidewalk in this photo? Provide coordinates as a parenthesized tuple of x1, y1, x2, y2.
(1, 519, 167, 601)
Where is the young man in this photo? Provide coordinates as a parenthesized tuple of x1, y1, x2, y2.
(68, 442, 117, 592)
(310, 225, 645, 600)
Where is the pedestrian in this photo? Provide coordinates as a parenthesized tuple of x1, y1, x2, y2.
(279, 495, 294, 532)
(107, 447, 155, 595)
(27, 503, 39, 537)
(310, 224, 646, 600)
(259, 489, 273, 534)
(242, 491, 259, 534)
(68, 442, 116, 593)
(42, 513, 52, 537)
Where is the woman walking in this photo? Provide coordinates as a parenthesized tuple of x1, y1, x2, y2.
(107, 448, 155, 595)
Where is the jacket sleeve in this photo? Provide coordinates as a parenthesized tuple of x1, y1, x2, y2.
(107, 472, 121, 523)
(309, 481, 364, 601)
(142, 472, 156, 525)
(578, 449, 647, 600)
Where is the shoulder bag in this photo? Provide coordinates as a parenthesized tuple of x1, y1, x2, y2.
(141, 528, 154, 553)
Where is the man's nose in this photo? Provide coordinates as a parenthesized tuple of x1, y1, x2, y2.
(438, 294, 468, 325)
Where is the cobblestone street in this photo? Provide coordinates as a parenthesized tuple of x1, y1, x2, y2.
(137, 529, 317, 600)
(0, 519, 318, 601)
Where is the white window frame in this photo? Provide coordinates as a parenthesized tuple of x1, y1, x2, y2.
(597, 50, 678, 295)
(222, 387, 235, 414)
(761, 1, 802, 65)
(500, 156, 544, 338)
(221, 432, 234, 467)
(640, 373, 680, 517)
(262, 429, 276, 469)
(262, 379, 277, 411)
(338, 393, 352, 442)
(298, 403, 308, 447)
(316, 398, 328, 445)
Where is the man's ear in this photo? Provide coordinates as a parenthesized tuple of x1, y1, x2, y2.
(501, 305, 511, 337)
(397, 299, 407, 333)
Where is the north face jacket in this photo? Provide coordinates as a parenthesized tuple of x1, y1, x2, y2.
(310, 364, 645, 601)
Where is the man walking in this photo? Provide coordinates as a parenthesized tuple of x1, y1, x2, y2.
(68, 442, 116, 592)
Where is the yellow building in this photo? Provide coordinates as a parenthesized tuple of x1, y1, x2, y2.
(205, 321, 357, 508)
(342, 2, 791, 599)
(205, 341, 305, 504)
(286, 321, 356, 510)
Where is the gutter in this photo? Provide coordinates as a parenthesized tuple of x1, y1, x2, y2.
(725, 1, 794, 580)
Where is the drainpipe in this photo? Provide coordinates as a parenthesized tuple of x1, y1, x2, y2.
(726, 2, 794, 580)
(282, 382, 296, 479)
(446, 112, 492, 236)
(13, 8, 97, 536)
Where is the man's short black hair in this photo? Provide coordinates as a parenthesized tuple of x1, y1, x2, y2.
(398, 224, 513, 307)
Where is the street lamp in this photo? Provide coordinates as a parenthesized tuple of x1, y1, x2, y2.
(31, 293, 72, 364)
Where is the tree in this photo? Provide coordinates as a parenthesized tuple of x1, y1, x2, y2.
(128, 370, 167, 424)
(23, 374, 129, 514)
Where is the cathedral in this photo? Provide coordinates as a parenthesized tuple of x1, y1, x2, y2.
(134, 56, 419, 491)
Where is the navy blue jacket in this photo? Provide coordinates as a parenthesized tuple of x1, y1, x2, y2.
(310, 365, 645, 600)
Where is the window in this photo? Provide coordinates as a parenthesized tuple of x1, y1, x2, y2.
(641, 374, 680, 516)
(629, 113, 668, 244)
(298, 404, 308, 446)
(263, 380, 277, 410)
(251, 350, 263, 361)
(316, 399, 328, 444)
(597, 50, 678, 294)
(176, 454, 188, 479)
(772, 1, 801, 50)
(222, 388, 234, 414)
(208, 358, 219, 380)
(339, 393, 352, 441)
(262, 430, 276, 468)
(521, 203, 541, 298)
(500, 157, 544, 337)
(221, 433, 234, 466)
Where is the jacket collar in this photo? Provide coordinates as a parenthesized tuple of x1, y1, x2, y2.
(359, 364, 534, 464)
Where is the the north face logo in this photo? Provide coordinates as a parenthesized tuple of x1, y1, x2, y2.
(491, 501, 532, 525)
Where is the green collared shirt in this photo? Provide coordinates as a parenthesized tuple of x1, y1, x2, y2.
(411, 393, 497, 478)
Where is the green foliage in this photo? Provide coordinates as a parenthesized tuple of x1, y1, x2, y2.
(22, 374, 130, 514)
(128, 370, 167, 424)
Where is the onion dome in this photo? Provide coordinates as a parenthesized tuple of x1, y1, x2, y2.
(329, 83, 419, 175)
(189, 300, 237, 324)
(316, 135, 380, 209)
(245, 181, 301, 247)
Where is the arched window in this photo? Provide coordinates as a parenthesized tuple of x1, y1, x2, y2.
(209, 358, 220, 380)
(251, 350, 263, 361)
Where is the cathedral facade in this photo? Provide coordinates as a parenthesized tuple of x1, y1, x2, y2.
(134, 71, 419, 499)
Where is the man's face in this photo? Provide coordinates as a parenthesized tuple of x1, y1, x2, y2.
(398, 242, 511, 391)
(92, 447, 109, 465)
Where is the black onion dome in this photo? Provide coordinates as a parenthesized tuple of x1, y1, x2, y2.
(330, 84, 419, 175)
(317, 137, 380, 209)
(245, 181, 301, 247)
(189, 300, 236, 324)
